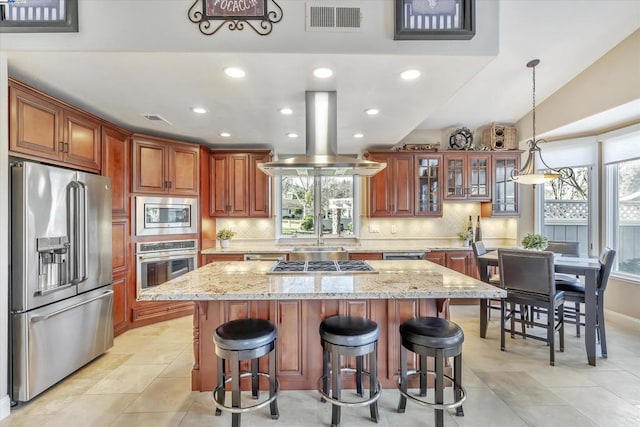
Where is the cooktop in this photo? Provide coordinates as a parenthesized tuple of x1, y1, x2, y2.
(267, 260, 377, 275)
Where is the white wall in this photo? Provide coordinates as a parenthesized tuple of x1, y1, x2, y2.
(516, 30, 640, 320)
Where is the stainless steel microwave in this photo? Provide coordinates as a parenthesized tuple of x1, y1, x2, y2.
(135, 196, 198, 236)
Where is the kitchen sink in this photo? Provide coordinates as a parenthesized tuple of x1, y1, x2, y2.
(289, 246, 348, 261)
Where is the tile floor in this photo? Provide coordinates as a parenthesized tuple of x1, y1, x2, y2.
(2, 305, 640, 427)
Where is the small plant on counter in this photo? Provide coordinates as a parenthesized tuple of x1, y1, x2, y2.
(457, 230, 473, 243)
(521, 233, 549, 250)
(216, 228, 236, 241)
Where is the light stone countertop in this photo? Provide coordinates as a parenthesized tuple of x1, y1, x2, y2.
(138, 260, 506, 301)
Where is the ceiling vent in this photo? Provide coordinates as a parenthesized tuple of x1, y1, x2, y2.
(142, 114, 173, 126)
(306, 3, 362, 32)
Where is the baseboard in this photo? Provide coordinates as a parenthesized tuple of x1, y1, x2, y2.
(605, 309, 640, 327)
(0, 394, 10, 421)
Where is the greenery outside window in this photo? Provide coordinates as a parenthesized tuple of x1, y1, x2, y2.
(279, 175, 356, 239)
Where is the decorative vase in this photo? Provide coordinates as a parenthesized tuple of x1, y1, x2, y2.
(220, 239, 230, 249)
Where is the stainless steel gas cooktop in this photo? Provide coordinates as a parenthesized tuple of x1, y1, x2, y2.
(267, 260, 377, 275)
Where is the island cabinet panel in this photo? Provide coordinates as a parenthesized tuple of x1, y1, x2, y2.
(9, 79, 102, 173)
(192, 298, 446, 391)
(132, 135, 200, 195)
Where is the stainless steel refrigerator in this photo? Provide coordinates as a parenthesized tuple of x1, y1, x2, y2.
(10, 161, 114, 402)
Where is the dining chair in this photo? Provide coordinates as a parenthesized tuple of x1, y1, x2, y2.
(472, 241, 501, 320)
(498, 249, 565, 366)
(556, 247, 616, 357)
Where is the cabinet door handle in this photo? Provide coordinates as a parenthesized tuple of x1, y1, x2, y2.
(167, 181, 172, 189)
(59, 141, 67, 153)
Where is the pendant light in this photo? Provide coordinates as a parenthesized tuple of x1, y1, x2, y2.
(511, 59, 574, 186)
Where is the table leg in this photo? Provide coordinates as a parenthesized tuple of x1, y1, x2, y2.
(584, 269, 597, 366)
(480, 299, 489, 338)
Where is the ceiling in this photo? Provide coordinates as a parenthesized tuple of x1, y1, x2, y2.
(2, 0, 639, 157)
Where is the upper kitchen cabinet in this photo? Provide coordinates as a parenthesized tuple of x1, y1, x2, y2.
(482, 151, 522, 217)
(9, 79, 101, 173)
(415, 154, 443, 217)
(443, 152, 491, 201)
(101, 125, 131, 217)
(132, 135, 200, 196)
(209, 150, 272, 217)
(367, 151, 414, 217)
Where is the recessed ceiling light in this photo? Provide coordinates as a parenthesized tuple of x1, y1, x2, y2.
(191, 107, 207, 114)
(286, 132, 299, 138)
(313, 67, 333, 78)
(224, 67, 246, 78)
(365, 108, 379, 116)
(280, 107, 293, 115)
(400, 69, 421, 80)
(353, 133, 364, 139)
(220, 132, 231, 137)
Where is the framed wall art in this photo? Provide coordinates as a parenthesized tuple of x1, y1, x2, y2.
(394, 0, 475, 40)
(0, 0, 78, 33)
(189, 0, 283, 36)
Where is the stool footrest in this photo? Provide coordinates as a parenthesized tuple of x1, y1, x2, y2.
(317, 368, 381, 408)
(397, 370, 466, 410)
(212, 372, 279, 415)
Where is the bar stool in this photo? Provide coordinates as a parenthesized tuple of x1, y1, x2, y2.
(213, 318, 279, 427)
(317, 315, 381, 427)
(397, 317, 466, 427)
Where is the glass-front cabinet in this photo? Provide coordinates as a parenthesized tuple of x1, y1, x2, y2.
(415, 154, 442, 216)
(444, 152, 491, 201)
(489, 152, 520, 216)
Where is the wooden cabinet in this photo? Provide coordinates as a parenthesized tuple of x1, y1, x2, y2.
(9, 79, 101, 172)
(209, 150, 272, 217)
(425, 251, 445, 265)
(415, 154, 443, 216)
(482, 152, 521, 217)
(367, 152, 414, 217)
(111, 218, 130, 335)
(443, 152, 491, 201)
(203, 253, 245, 264)
(132, 135, 200, 195)
(349, 252, 383, 261)
(426, 250, 478, 279)
(102, 125, 131, 217)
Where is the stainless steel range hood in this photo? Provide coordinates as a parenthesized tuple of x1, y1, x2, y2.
(258, 91, 386, 177)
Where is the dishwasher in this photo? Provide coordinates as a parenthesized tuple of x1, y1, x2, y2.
(382, 251, 426, 260)
(243, 253, 287, 262)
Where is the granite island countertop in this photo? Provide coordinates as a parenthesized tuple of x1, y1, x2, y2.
(138, 260, 506, 301)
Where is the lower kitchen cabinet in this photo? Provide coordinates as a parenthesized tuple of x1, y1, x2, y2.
(428, 249, 481, 305)
(203, 253, 245, 265)
(348, 252, 383, 260)
(112, 274, 128, 336)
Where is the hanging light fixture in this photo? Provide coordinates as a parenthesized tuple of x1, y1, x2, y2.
(511, 59, 574, 186)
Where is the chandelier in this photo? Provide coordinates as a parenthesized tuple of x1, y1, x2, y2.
(511, 59, 574, 186)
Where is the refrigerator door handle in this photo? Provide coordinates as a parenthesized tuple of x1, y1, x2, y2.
(31, 290, 114, 323)
(76, 180, 88, 283)
(68, 182, 78, 283)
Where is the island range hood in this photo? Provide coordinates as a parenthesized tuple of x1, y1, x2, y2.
(258, 91, 386, 177)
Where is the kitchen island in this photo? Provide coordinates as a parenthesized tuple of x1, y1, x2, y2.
(138, 260, 505, 391)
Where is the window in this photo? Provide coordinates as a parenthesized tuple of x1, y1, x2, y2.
(279, 175, 355, 239)
(603, 125, 640, 280)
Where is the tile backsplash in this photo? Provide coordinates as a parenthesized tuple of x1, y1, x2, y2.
(215, 202, 518, 247)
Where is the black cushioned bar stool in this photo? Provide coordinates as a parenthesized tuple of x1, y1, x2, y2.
(397, 317, 466, 427)
(213, 318, 279, 427)
(318, 315, 381, 427)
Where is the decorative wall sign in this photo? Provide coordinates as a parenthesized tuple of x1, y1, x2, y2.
(0, 0, 78, 33)
(189, 0, 283, 36)
(394, 0, 475, 40)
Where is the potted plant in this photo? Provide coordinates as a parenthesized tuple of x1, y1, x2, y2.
(457, 230, 473, 247)
(521, 233, 549, 251)
(216, 228, 236, 249)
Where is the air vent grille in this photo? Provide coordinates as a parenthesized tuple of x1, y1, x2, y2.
(306, 4, 361, 32)
(142, 114, 172, 126)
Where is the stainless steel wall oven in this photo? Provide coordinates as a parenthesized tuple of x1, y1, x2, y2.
(135, 196, 198, 236)
(136, 239, 198, 293)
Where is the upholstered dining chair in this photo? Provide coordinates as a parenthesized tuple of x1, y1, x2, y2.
(556, 247, 616, 357)
(546, 240, 581, 288)
(472, 241, 501, 320)
(498, 249, 565, 366)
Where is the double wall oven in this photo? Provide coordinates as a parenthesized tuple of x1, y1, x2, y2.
(135, 196, 199, 293)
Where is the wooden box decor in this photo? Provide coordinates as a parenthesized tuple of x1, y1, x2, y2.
(482, 124, 517, 150)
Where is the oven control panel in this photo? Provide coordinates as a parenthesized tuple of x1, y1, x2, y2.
(137, 239, 198, 254)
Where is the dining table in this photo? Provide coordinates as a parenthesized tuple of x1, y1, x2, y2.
(477, 251, 602, 366)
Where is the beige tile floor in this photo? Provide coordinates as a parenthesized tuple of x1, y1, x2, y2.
(2, 305, 640, 427)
